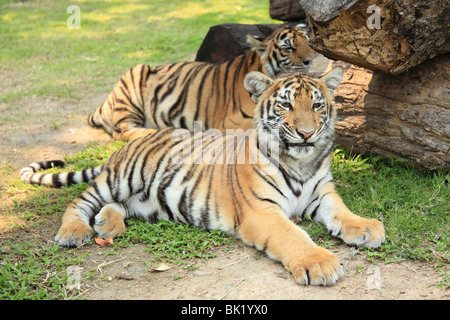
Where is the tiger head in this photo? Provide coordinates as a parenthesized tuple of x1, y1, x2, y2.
(244, 67, 343, 159)
(247, 26, 316, 78)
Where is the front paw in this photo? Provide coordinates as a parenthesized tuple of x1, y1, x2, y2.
(55, 221, 94, 247)
(332, 213, 385, 248)
(93, 205, 126, 239)
(289, 246, 343, 286)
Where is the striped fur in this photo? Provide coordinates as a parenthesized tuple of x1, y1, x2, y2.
(20, 160, 103, 187)
(21, 68, 385, 286)
(88, 26, 316, 142)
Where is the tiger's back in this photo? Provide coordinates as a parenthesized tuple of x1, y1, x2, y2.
(88, 26, 316, 142)
(91, 128, 268, 231)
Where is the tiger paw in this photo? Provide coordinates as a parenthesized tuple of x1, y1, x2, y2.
(332, 213, 385, 248)
(289, 246, 343, 286)
(93, 204, 126, 239)
(54, 220, 94, 247)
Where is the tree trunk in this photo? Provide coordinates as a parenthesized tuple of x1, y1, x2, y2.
(300, 0, 450, 75)
(328, 54, 450, 169)
(269, 0, 305, 22)
(195, 23, 283, 64)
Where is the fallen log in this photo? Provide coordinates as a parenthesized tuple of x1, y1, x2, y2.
(195, 23, 283, 64)
(300, 0, 450, 75)
(329, 54, 450, 169)
(269, 0, 305, 22)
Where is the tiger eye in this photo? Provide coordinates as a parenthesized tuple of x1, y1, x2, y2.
(313, 103, 322, 110)
(282, 102, 293, 110)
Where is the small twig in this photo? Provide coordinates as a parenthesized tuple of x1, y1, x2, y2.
(406, 266, 418, 273)
(219, 255, 250, 270)
(219, 278, 246, 300)
(71, 240, 92, 251)
(68, 286, 94, 300)
(97, 258, 124, 275)
(33, 233, 57, 245)
(428, 178, 447, 202)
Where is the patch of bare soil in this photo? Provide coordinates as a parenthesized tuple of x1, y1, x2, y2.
(77, 244, 447, 300)
(0, 93, 112, 169)
(0, 61, 447, 300)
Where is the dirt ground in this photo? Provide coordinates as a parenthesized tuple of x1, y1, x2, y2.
(81, 245, 446, 300)
(0, 56, 448, 300)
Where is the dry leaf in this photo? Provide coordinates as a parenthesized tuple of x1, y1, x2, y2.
(400, 38, 411, 54)
(95, 236, 113, 247)
(291, 216, 302, 224)
(151, 263, 172, 272)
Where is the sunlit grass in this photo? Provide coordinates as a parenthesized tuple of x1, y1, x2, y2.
(0, 0, 276, 101)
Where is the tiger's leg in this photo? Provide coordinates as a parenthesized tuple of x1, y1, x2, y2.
(55, 173, 113, 247)
(89, 64, 156, 142)
(238, 208, 343, 286)
(54, 194, 97, 247)
(313, 182, 385, 248)
(93, 203, 127, 239)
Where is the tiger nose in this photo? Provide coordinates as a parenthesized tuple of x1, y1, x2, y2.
(296, 129, 314, 140)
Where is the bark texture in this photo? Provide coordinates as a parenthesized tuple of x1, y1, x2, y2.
(300, 0, 450, 75)
(269, 0, 306, 22)
(195, 23, 283, 64)
(331, 54, 449, 169)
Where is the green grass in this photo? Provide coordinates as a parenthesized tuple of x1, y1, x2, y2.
(63, 140, 126, 170)
(333, 149, 449, 265)
(0, 241, 88, 299)
(116, 219, 236, 263)
(0, 0, 276, 102)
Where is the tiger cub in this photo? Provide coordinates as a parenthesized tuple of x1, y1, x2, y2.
(20, 68, 385, 286)
(88, 26, 316, 142)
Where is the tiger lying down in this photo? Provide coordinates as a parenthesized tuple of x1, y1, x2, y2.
(20, 68, 385, 286)
(87, 26, 316, 141)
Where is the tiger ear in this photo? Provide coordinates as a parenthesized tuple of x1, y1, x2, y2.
(246, 34, 268, 56)
(319, 67, 343, 95)
(244, 71, 274, 103)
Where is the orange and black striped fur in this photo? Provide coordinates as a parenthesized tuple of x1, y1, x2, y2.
(21, 68, 385, 286)
(87, 26, 316, 142)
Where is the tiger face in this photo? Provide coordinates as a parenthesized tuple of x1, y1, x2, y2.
(244, 67, 343, 159)
(247, 26, 316, 78)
